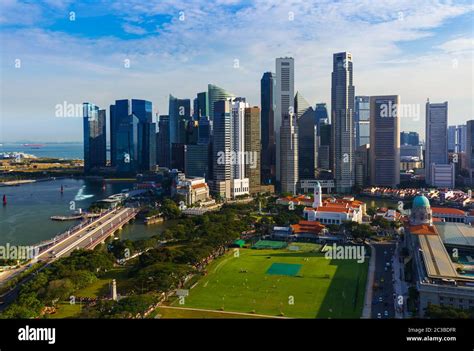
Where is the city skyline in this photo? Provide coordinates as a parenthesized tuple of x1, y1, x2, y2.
(0, 0, 473, 142)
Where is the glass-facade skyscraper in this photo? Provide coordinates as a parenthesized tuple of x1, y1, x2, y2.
(331, 52, 355, 193)
(208, 84, 235, 123)
(260, 72, 275, 185)
(110, 99, 156, 173)
(355, 96, 370, 147)
(83, 103, 106, 174)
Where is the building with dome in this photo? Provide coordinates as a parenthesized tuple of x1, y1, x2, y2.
(410, 195, 433, 226)
(405, 195, 474, 316)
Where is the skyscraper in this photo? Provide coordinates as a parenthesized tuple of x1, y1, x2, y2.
(400, 131, 420, 146)
(466, 120, 474, 186)
(275, 57, 295, 188)
(296, 93, 317, 181)
(198, 115, 212, 145)
(315, 103, 329, 127)
(319, 122, 332, 170)
(425, 100, 448, 185)
(212, 99, 232, 198)
(354, 96, 370, 147)
(156, 115, 170, 168)
(244, 106, 261, 194)
(169, 95, 191, 145)
(448, 125, 467, 153)
(331, 52, 355, 193)
(193, 91, 209, 119)
(110, 99, 155, 173)
(231, 99, 250, 198)
(280, 114, 298, 194)
(110, 99, 139, 173)
(208, 84, 235, 123)
(83, 103, 106, 173)
(369, 95, 400, 188)
(260, 72, 275, 185)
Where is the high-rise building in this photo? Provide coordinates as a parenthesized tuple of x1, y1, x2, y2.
(156, 115, 170, 168)
(128, 99, 156, 172)
(231, 99, 250, 198)
(171, 143, 186, 171)
(369, 95, 400, 188)
(280, 114, 298, 194)
(355, 144, 370, 187)
(212, 100, 232, 198)
(296, 94, 317, 180)
(185, 144, 210, 179)
(466, 120, 474, 186)
(355, 96, 370, 147)
(448, 125, 467, 153)
(198, 115, 212, 145)
(425, 100, 448, 185)
(400, 131, 420, 146)
(83, 103, 106, 173)
(193, 91, 209, 120)
(169, 95, 191, 145)
(331, 52, 355, 193)
(208, 84, 235, 123)
(275, 57, 295, 188)
(110, 99, 139, 173)
(260, 72, 275, 185)
(244, 106, 261, 194)
(315, 103, 329, 127)
(319, 122, 331, 170)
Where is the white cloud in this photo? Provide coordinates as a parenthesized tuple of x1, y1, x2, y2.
(0, 0, 473, 141)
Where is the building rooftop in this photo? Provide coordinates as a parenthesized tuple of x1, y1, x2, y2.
(435, 222, 474, 248)
(431, 207, 466, 216)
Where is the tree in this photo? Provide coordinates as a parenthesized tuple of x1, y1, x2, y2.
(45, 278, 75, 304)
(424, 304, 471, 319)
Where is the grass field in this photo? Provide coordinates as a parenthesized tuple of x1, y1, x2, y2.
(171, 244, 368, 318)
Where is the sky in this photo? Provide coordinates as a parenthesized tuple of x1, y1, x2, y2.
(0, 0, 473, 142)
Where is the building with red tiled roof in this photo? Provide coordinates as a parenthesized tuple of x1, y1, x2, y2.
(431, 207, 467, 223)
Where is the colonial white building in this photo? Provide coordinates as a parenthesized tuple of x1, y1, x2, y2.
(303, 182, 365, 225)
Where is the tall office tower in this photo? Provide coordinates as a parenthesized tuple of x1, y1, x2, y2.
(208, 84, 235, 123)
(467, 120, 474, 186)
(315, 103, 329, 127)
(110, 99, 139, 173)
(185, 144, 210, 179)
(331, 52, 355, 193)
(231, 99, 250, 198)
(400, 131, 420, 146)
(448, 126, 457, 152)
(171, 143, 186, 171)
(275, 57, 295, 188)
(355, 96, 370, 147)
(448, 125, 467, 153)
(134, 100, 156, 172)
(110, 99, 156, 173)
(83, 103, 106, 174)
(212, 100, 232, 198)
(319, 122, 331, 170)
(280, 114, 298, 194)
(294, 91, 311, 119)
(169, 95, 191, 145)
(369, 95, 400, 188)
(156, 115, 170, 168)
(355, 144, 370, 187)
(193, 91, 209, 119)
(297, 102, 317, 180)
(244, 106, 261, 194)
(198, 115, 212, 145)
(260, 72, 276, 185)
(425, 100, 448, 185)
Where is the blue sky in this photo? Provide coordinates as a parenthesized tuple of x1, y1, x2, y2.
(0, 0, 473, 142)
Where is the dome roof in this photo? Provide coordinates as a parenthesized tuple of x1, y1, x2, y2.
(413, 195, 430, 208)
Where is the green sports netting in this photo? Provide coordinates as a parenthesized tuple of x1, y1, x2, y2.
(266, 263, 302, 276)
(252, 240, 288, 249)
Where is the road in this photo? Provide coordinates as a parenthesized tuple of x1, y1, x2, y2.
(371, 241, 397, 319)
(0, 207, 138, 311)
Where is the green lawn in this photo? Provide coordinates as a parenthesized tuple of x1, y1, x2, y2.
(152, 307, 269, 319)
(74, 267, 134, 298)
(172, 245, 368, 318)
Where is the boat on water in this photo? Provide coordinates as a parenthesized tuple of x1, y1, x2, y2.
(23, 143, 44, 149)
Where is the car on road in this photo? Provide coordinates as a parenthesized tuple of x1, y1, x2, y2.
(377, 313, 382, 319)
(378, 296, 383, 303)
(384, 310, 389, 317)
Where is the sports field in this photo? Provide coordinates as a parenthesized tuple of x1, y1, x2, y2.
(171, 243, 368, 318)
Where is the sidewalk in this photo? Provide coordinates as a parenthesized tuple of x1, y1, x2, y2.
(361, 242, 376, 318)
